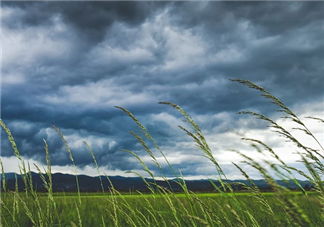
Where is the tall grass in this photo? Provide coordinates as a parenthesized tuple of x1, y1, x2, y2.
(1, 79, 323, 226)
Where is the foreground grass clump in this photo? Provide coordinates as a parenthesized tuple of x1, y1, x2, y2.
(1, 79, 323, 227)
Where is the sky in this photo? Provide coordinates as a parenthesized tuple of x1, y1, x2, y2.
(1, 1, 323, 180)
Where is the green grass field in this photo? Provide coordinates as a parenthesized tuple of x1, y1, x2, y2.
(1, 80, 323, 227)
(1, 191, 323, 227)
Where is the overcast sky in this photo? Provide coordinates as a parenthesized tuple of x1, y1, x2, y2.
(1, 1, 323, 180)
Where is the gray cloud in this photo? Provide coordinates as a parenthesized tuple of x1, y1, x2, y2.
(1, 2, 323, 179)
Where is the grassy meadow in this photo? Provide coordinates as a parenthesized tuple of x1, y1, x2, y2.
(1, 79, 323, 227)
(1, 192, 322, 227)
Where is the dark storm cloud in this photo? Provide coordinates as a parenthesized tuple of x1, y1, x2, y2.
(1, 1, 323, 177)
(1, 1, 169, 89)
(167, 1, 324, 105)
(2, 1, 167, 42)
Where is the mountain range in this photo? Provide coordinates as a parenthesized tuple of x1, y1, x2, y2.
(0, 172, 313, 193)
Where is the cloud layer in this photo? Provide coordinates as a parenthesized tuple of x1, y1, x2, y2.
(1, 2, 323, 179)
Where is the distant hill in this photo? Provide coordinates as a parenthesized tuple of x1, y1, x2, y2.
(0, 172, 313, 193)
(1, 172, 21, 180)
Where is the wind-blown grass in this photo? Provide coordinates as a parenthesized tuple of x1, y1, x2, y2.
(1, 79, 323, 227)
